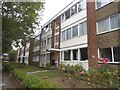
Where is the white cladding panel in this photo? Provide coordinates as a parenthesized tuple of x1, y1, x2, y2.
(61, 35, 87, 49)
(61, 9, 86, 29)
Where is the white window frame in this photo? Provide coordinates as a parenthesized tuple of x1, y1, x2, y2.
(97, 13, 120, 34)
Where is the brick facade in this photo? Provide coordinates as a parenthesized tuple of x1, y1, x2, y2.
(87, 1, 98, 67)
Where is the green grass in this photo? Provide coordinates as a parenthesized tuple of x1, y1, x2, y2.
(31, 70, 65, 79)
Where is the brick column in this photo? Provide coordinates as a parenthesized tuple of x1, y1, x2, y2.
(28, 38, 35, 65)
(87, 0, 98, 67)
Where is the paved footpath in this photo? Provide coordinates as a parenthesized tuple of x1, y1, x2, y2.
(1, 64, 24, 90)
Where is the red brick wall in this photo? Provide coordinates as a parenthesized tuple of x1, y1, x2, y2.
(87, 1, 98, 67)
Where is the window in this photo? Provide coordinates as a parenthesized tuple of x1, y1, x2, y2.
(64, 50, 71, 61)
(62, 30, 66, 41)
(97, 18, 109, 33)
(65, 9, 70, 20)
(71, 4, 77, 16)
(55, 35, 59, 43)
(66, 28, 71, 40)
(72, 25, 78, 37)
(78, 0, 86, 12)
(55, 28, 59, 33)
(113, 47, 120, 62)
(99, 48, 112, 62)
(44, 40, 46, 46)
(47, 37, 51, 45)
(118, 13, 120, 28)
(96, 0, 109, 9)
(62, 13, 65, 21)
(46, 53, 50, 61)
(110, 14, 118, 30)
(79, 21, 87, 36)
(80, 48, 88, 61)
(73, 49, 78, 60)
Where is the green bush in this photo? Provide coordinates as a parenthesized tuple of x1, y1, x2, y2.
(4, 62, 56, 88)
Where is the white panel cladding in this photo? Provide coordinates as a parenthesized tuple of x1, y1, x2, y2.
(60, 61, 88, 71)
(61, 35, 87, 49)
(41, 45, 51, 53)
(42, 30, 52, 39)
(61, 9, 86, 29)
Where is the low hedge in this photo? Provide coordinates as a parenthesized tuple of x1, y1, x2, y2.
(4, 62, 56, 88)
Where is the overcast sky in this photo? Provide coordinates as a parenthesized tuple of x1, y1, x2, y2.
(40, 0, 74, 25)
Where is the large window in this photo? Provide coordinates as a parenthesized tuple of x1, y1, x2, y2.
(72, 25, 78, 37)
(97, 18, 109, 33)
(64, 50, 71, 61)
(96, 0, 110, 9)
(71, 4, 77, 16)
(97, 13, 120, 34)
(99, 47, 120, 63)
(66, 28, 71, 40)
(79, 21, 87, 36)
(99, 48, 112, 62)
(65, 9, 70, 20)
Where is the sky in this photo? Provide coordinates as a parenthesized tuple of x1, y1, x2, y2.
(40, 0, 74, 25)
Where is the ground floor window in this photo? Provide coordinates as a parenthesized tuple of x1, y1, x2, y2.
(73, 49, 78, 60)
(113, 47, 120, 62)
(99, 48, 112, 62)
(61, 47, 88, 61)
(98, 47, 120, 62)
(64, 50, 71, 61)
(80, 48, 88, 61)
(46, 53, 50, 61)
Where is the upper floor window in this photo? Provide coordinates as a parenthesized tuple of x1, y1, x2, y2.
(62, 13, 65, 22)
(47, 37, 51, 45)
(78, 0, 86, 12)
(79, 21, 87, 36)
(97, 13, 120, 34)
(66, 28, 71, 40)
(96, 0, 110, 9)
(72, 25, 78, 37)
(110, 14, 118, 30)
(71, 4, 77, 16)
(97, 18, 109, 33)
(65, 9, 70, 20)
(62, 30, 66, 41)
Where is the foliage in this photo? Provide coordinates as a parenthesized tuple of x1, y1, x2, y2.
(78, 58, 120, 88)
(59, 63, 84, 75)
(45, 62, 51, 70)
(3, 62, 56, 88)
(2, 1, 45, 53)
(8, 49, 17, 61)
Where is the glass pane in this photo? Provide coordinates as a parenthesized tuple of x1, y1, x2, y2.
(113, 47, 120, 62)
(72, 25, 78, 37)
(110, 15, 118, 29)
(71, 4, 77, 16)
(65, 9, 70, 20)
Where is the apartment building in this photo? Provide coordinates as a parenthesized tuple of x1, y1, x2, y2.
(96, 0, 120, 63)
(17, 38, 34, 65)
(19, 0, 120, 69)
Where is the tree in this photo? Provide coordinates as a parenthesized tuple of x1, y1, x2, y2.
(8, 49, 17, 61)
(2, 1, 44, 53)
